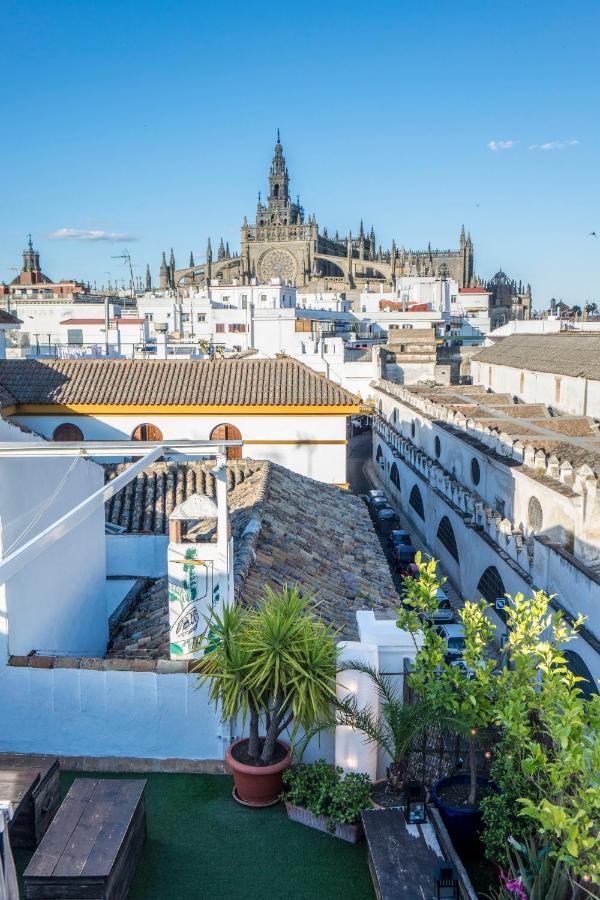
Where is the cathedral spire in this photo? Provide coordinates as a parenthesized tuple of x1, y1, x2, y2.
(159, 251, 168, 290)
(218, 237, 225, 260)
(145, 264, 152, 291)
(189, 251, 195, 268)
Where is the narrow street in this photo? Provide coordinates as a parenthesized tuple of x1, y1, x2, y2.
(347, 429, 461, 611)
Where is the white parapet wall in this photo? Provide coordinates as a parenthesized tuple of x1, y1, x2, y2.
(0, 665, 225, 761)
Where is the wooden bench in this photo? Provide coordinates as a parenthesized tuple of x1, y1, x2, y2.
(24, 778, 146, 900)
(362, 807, 445, 900)
(0, 758, 60, 849)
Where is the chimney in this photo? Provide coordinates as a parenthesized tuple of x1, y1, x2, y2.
(154, 321, 168, 359)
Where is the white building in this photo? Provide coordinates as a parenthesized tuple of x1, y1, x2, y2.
(0, 357, 359, 485)
(372, 378, 600, 686)
(471, 334, 600, 418)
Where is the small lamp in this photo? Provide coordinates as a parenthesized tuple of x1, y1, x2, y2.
(433, 863, 459, 900)
(403, 780, 427, 824)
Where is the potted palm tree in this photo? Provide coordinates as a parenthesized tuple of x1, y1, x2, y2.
(333, 662, 439, 807)
(197, 585, 338, 806)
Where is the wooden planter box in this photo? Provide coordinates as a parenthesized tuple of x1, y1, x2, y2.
(284, 801, 363, 843)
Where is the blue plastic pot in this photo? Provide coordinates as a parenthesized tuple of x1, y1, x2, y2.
(431, 774, 488, 853)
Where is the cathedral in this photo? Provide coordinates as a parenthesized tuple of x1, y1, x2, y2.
(159, 134, 475, 293)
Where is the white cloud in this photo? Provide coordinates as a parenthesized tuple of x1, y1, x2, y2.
(529, 140, 580, 151)
(487, 140, 516, 151)
(48, 228, 138, 242)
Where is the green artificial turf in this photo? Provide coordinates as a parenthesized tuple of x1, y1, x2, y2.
(14, 771, 375, 900)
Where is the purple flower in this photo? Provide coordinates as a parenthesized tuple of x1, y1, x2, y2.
(503, 876, 528, 899)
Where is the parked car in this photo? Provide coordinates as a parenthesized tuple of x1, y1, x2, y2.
(435, 623, 466, 661)
(387, 529, 412, 551)
(368, 489, 386, 502)
(392, 543, 416, 571)
(422, 588, 456, 625)
(374, 507, 400, 532)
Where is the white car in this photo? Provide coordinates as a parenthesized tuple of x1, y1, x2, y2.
(436, 623, 466, 660)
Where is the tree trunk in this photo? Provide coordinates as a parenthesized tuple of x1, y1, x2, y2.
(248, 704, 260, 760)
(468, 737, 478, 807)
(260, 693, 285, 764)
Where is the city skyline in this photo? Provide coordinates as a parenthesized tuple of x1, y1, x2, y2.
(2, 0, 599, 306)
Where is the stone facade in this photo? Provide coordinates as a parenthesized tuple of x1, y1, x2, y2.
(160, 135, 475, 292)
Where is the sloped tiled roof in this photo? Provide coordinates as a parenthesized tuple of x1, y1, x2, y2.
(0, 358, 357, 408)
(106, 460, 399, 657)
(473, 334, 600, 381)
(0, 310, 22, 325)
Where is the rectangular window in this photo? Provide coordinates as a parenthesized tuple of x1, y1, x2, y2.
(197, 313, 206, 322)
(260, 294, 267, 302)
(241, 295, 248, 309)
(228, 324, 246, 333)
(67, 329, 83, 345)
(215, 323, 225, 333)
(181, 313, 190, 323)
(222, 296, 230, 304)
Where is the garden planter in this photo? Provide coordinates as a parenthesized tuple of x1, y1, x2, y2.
(431, 774, 489, 853)
(284, 802, 363, 843)
(370, 778, 403, 810)
(226, 738, 292, 807)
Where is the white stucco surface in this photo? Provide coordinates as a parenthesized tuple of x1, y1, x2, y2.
(12, 412, 349, 483)
(0, 419, 107, 662)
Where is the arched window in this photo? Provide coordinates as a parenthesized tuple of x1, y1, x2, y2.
(53, 423, 83, 442)
(409, 484, 424, 520)
(477, 566, 505, 604)
(390, 462, 400, 489)
(437, 516, 460, 563)
(471, 458, 481, 486)
(210, 423, 242, 459)
(562, 650, 599, 701)
(434, 436, 441, 458)
(376, 444, 384, 469)
(132, 423, 163, 441)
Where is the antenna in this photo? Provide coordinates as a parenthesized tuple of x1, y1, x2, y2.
(111, 249, 135, 298)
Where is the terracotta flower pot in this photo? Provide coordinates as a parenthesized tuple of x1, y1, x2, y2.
(225, 738, 292, 807)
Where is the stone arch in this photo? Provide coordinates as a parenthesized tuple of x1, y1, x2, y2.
(476, 565, 506, 604)
(390, 462, 400, 490)
(436, 515, 460, 563)
(562, 650, 599, 701)
(375, 444, 385, 470)
(409, 484, 424, 520)
(210, 423, 242, 459)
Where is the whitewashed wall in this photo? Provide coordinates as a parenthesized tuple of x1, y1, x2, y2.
(11, 412, 349, 484)
(0, 666, 224, 760)
(0, 419, 107, 662)
(470, 360, 600, 419)
(106, 535, 168, 577)
(372, 428, 600, 682)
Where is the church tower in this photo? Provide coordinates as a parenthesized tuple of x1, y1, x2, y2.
(267, 129, 289, 211)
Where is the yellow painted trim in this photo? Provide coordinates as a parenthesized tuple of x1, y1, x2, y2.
(0, 406, 17, 417)
(11, 403, 361, 417)
(244, 439, 347, 446)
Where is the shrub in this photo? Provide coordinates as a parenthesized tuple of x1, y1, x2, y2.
(282, 760, 372, 831)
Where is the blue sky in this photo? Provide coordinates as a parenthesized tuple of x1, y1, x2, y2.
(2, 0, 599, 306)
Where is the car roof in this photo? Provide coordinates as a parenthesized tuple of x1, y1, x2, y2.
(440, 624, 465, 636)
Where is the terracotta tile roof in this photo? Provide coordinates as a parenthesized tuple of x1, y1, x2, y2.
(0, 310, 22, 325)
(473, 334, 600, 381)
(105, 460, 400, 658)
(0, 358, 357, 408)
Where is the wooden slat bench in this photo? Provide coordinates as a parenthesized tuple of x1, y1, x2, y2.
(362, 807, 445, 899)
(0, 758, 60, 848)
(23, 778, 146, 900)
